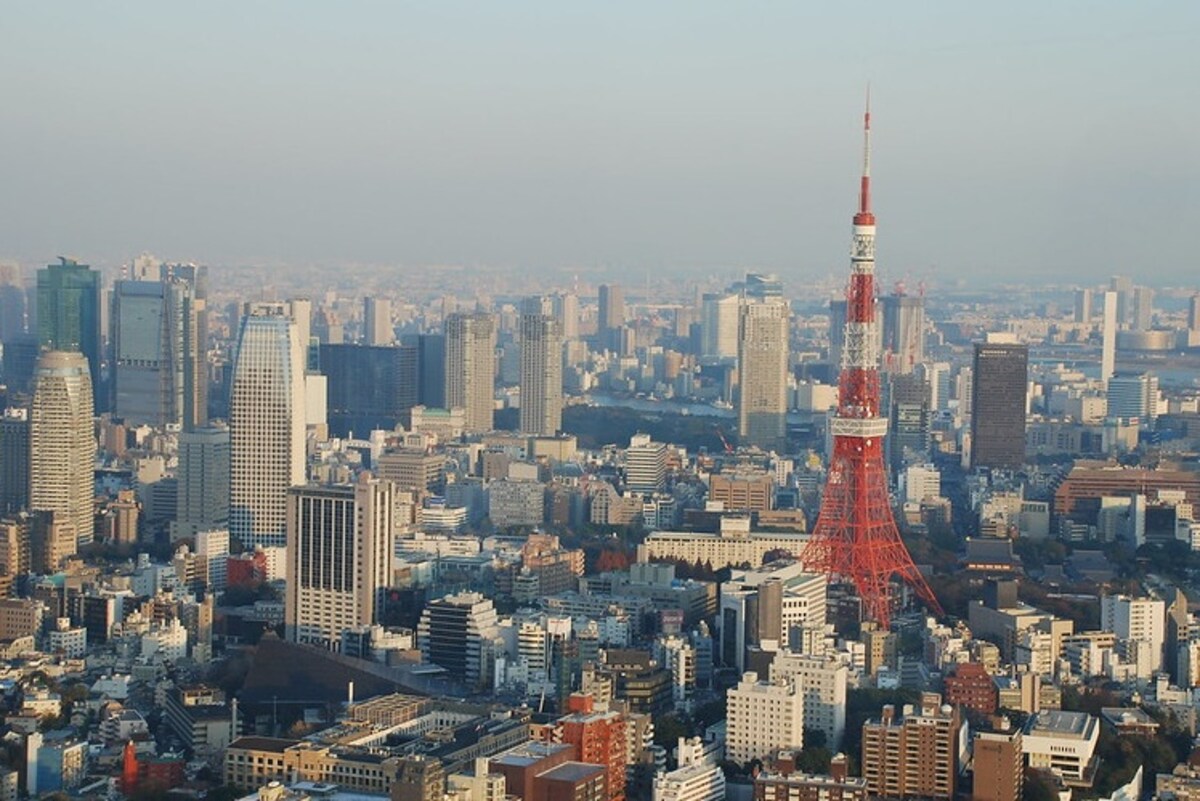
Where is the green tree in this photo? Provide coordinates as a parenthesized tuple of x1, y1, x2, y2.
(1023, 768, 1058, 801)
(653, 713, 693, 754)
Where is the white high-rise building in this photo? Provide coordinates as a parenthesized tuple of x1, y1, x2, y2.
(444, 312, 497, 433)
(1101, 594, 1165, 677)
(905, 464, 941, 504)
(626, 434, 668, 494)
(30, 351, 96, 546)
(652, 737, 725, 801)
(1106, 373, 1159, 428)
(656, 634, 698, 708)
(769, 651, 849, 750)
(725, 672, 804, 764)
(229, 303, 306, 550)
(1101, 290, 1118, 384)
(194, 529, 230, 592)
(518, 297, 563, 436)
(285, 476, 395, 650)
(700, 293, 740, 360)
(738, 300, 789, 450)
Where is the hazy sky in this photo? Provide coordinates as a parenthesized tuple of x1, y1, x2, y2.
(0, 2, 1196, 285)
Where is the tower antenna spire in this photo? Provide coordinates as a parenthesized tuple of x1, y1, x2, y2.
(859, 84, 872, 216)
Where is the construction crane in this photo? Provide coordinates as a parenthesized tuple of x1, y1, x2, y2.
(713, 425, 734, 454)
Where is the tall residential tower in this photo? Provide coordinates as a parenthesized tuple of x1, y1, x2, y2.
(737, 299, 789, 451)
(519, 297, 563, 436)
(444, 312, 496, 433)
(30, 352, 96, 546)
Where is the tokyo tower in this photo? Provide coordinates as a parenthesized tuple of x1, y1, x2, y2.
(801, 95, 943, 629)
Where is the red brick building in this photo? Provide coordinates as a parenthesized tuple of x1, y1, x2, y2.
(944, 662, 998, 715)
(558, 694, 626, 801)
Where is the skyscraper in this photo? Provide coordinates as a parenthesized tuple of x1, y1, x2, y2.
(700, 293, 740, 361)
(362, 296, 393, 346)
(285, 476, 395, 650)
(970, 341, 1029, 470)
(111, 273, 205, 428)
(403, 333, 446, 409)
(737, 300, 789, 451)
(880, 292, 924, 374)
(319, 342, 418, 437)
(551, 292, 580, 342)
(229, 304, 306, 550)
(519, 298, 563, 436)
(0, 264, 27, 343)
(0, 409, 30, 516)
(1073, 288, 1092, 324)
(444, 312, 496, 433)
(1101, 290, 1118, 383)
(598, 283, 624, 352)
(1131, 286, 1154, 331)
(1110, 275, 1134, 326)
(598, 283, 624, 330)
(36, 258, 103, 412)
(1189, 295, 1200, 333)
(174, 425, 231, 541)
(30, 351, 96, 546)
(887, 373, 931, 471)
(167, 263, 211, 426)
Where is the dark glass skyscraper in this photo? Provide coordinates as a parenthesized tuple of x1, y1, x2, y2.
(970, 342, 1029, 470)
(319, 343, 418, 437)
(36, 258, 103, 412)
(111, 269, 207, 428)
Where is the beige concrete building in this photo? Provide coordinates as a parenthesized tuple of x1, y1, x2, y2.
(737, 300, 789, 451)
(725, 672, 804, 765)
(445, 312, 497, 433)
(30, 351, 95, 547)
(519, 298, 563, 437)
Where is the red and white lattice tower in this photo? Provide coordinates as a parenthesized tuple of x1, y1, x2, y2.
(801, 95, 943, 629)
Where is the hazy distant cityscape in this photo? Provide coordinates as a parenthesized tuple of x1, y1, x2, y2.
(2, 4, 1199, 801)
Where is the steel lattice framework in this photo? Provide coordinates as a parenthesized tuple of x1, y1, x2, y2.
(801, 96, 943, 629)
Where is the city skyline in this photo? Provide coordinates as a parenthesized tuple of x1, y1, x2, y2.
(0, 4, 1195, 282)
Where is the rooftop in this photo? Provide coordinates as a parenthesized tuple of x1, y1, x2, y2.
(228, 736, 299, 754)
(1100, 708, 1158, 728)
(492, 742, 574, 768)
(1026, 710, 1096, 739)
(538, 762, 606, 783)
